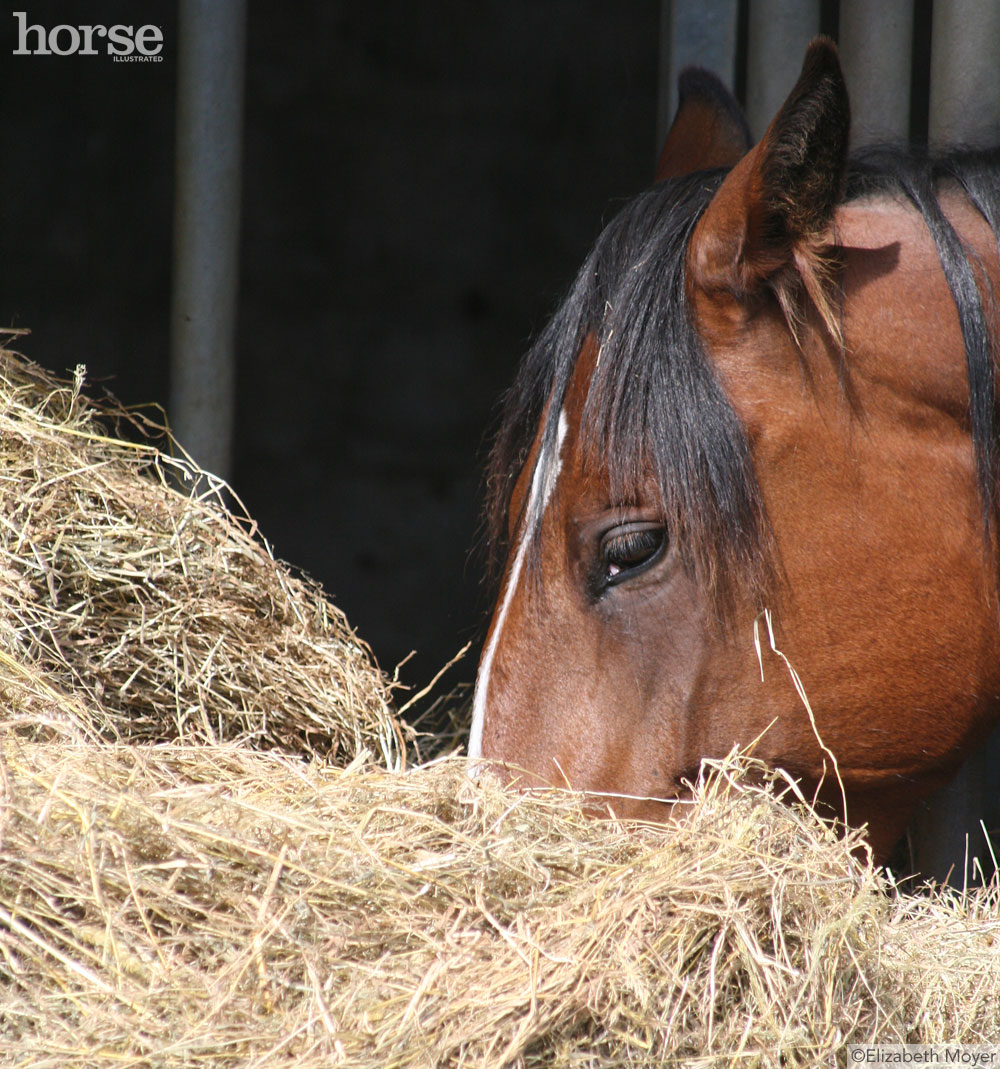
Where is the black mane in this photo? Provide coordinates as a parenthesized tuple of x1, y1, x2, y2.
(848, 146, 1000, 523)
(485, 148, 1000, 612)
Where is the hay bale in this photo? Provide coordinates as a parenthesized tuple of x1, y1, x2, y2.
(0, 339, 398, 764)
(0, 741, 997, 1066)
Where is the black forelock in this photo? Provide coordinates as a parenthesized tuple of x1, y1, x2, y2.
(484, 167, 774, 616)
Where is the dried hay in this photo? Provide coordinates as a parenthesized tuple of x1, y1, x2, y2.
(0, 339, 998, 1065)
(0, 338, 398, 765)
(0, 737, 997, 1067)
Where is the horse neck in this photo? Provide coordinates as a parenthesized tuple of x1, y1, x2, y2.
(833, 190, 999, 428)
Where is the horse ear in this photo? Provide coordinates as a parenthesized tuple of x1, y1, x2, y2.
(655, 68, 751, 181)
(687, 37, 849, 307)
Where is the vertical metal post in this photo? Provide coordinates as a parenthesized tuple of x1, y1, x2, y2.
(929, 0, 1000, 147)
(170, 0, 246, 481)
(745, 0, 820, 139)
(839, 0, 913, 147)
(657, 0, 740, 151)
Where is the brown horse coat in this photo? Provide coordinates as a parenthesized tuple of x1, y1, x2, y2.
(472, 40, 1000, 865)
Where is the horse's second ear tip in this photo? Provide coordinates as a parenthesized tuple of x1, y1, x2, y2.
(803, 35, 845, 78)
(677, 66, 728, 103)
(805, 34, 840, 58)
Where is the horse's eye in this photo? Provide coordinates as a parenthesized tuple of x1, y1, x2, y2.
(599, 523, 666, 587)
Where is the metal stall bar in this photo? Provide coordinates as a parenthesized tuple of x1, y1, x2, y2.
(839, 0, 913, 148)
(169, 0, 247, 482)
(745, 0, 819, 140)
(929, 0, 1000, 147)
(657, 0, 740, 151)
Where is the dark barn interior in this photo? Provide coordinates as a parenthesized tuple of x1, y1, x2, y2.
(0, 2, 661, 698)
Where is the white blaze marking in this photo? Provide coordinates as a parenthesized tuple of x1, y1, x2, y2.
(468, 408, 567, 761)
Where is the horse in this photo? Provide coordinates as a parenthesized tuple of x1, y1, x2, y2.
(469, 37, 1000, 870)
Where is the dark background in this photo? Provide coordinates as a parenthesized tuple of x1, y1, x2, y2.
(0, 3, 659, 695)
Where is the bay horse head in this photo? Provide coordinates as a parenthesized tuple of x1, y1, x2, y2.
(470, 38, 1000, 864)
